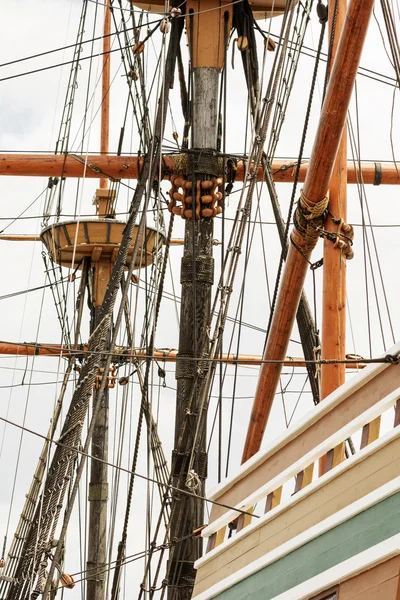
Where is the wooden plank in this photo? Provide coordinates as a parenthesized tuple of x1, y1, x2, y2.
(339, 556, 400, 599)
(91, 246, 103, 262)
(294, 464, 314, 494)
(265, 488, 282, 512)
(323, 444, 344, 474)
(207, 364, 400, 526)
(236, 508, 254, 532)
(195, 436, 400, 592)
(360, 417, 381, 449)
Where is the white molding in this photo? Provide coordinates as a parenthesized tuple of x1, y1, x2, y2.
(202, 387, 400, 538)
(207, 342, 400, 504)
(193, 527, 400, 600)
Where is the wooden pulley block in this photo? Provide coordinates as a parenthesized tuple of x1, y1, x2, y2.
(237, 36, 248, 51)
(264, 37, 276, 51)
(60, 574, 75, 589)
(160, 19, 170, 33)
(132, 41, 145, 55)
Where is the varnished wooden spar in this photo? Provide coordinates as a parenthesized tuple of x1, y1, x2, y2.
(242, 0, 375, 463)
(0, 341, 367, 368)
(0, 153, 398, 184)
(99, 0, 111, 191)
(0, 234, 199, 246)
(320, 0, 348, 474)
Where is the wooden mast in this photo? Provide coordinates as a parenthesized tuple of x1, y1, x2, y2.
(168, 2, 232, 597)
(87, 4, 111, 600)
(242, 0, 375, 463)
(320, 0, 348, 473)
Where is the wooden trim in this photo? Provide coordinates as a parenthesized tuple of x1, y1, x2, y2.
(206, 354, 400, 528)
(196, 451, 400, 577)
(193, 534, 400, 600)
(202, 387, 400, 537)
(208, 348, 398, 501)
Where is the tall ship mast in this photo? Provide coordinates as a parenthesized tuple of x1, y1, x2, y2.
(1, 0, 400, 599)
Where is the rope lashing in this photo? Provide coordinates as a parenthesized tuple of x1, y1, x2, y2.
(292, 189, 329, 255)
(172, 153, 188, 175)
(299, 188, 330, 219)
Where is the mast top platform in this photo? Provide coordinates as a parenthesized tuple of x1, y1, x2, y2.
(41, 219, 163, 270)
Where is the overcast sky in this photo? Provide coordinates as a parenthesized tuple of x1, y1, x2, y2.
(0, 1, 399, 598)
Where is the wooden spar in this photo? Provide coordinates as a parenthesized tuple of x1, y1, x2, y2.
(99, 0, 111, 190)
(1, 153, 399, 185)
(320, 0, 348, 474)
(0, 235, 192, 246)
(242, 0, 375, 464)
(0, 341, 367, 369)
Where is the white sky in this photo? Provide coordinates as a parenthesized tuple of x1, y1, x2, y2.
(0, 0, 399, 598)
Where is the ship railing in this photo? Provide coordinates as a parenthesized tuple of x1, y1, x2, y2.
(200, 342, 400, 553)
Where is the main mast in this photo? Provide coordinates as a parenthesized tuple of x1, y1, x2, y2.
(167, 3, 231, 596)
